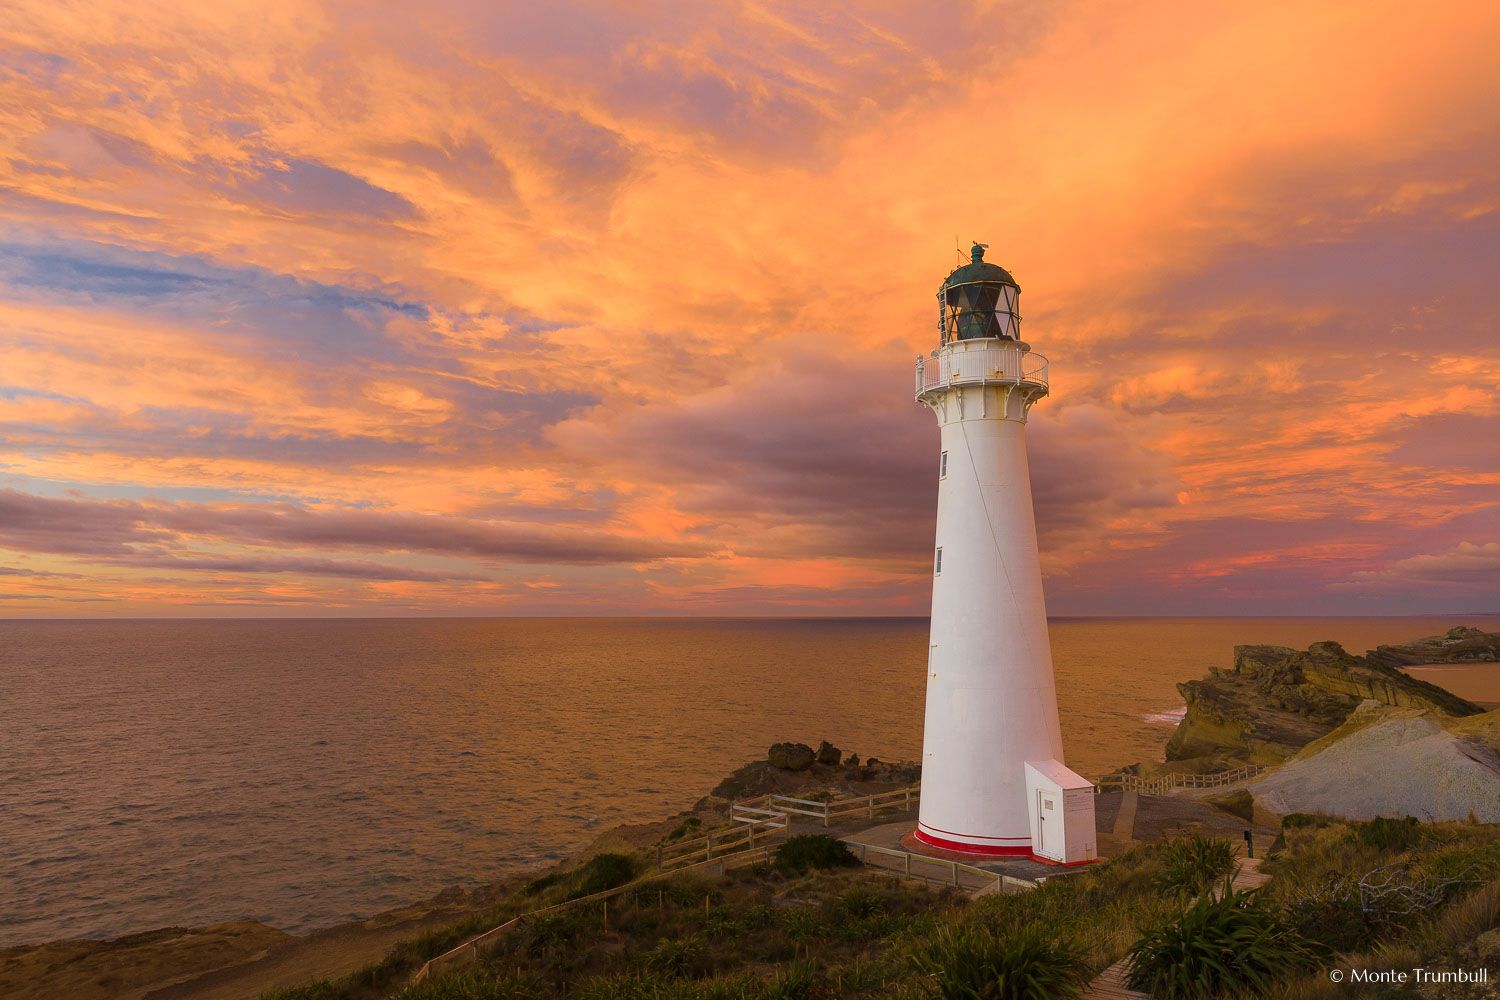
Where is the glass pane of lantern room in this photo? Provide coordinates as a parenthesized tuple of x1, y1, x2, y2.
(972, 285, 1002, 339)
(946, 284, 978, 340)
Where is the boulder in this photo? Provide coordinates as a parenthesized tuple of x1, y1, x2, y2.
(815, 740, 841, 765)
(843, 753, 860, 767)
(767, 742, 816, 771)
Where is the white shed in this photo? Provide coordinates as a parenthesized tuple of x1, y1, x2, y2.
(1024, 760, 1098, 865)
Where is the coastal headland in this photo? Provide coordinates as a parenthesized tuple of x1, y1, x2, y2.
(5, 626, 1498, 1000)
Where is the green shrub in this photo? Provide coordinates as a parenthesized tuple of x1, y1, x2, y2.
(909, 922, 1090, 1000)
(773, 835, 859, 874)
(1127, 881, 1322, 998)
(521, 871, 562, 896)
(702, 913, 743, 940)
(1350, 816, 1422, 852)
(741, 903, 778, 929)
(571, 852, 639, 898)
(1155, 834, 1238, 896)
(667, 817, 703, 842)
(836, 886, 887, 919)
(646, 936, 709, 977)
(521, 910, 583, 954)
(760, 957, 836, 1000)
(778, 906, 822, 940)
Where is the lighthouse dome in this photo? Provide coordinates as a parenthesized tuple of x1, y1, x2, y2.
(938, 243, 1021, 342)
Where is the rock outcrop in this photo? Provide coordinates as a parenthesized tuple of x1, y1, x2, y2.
(1367, 625, 1500, 667)
(766, 742, 816, 771)
(1164, 639, 1483, 769)
(1244, 701, 1500, 823)
(696, 752, 921, 812)
(815, 740, 842, 765)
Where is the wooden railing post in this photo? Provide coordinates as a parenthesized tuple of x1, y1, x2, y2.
(951, 862, 959, 886)
(656, 845, 663, 868)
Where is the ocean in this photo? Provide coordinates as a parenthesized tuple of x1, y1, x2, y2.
(2, 615, 1497, 947)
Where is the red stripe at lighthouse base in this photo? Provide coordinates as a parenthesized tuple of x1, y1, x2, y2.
(908, 828, 1103, 867)
(911, 828, 1032, 856)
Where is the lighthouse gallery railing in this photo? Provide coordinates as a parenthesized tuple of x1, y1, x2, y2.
(914, 347, 1048, 398)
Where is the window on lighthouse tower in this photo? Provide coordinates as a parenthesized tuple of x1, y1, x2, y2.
(939, 451, 948, 478)
(934, 548, 943, 575)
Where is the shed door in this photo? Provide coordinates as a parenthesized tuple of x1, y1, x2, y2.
(1037, 790, 1056, 854)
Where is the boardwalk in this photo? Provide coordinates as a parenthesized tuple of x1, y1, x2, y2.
(1230, 854, 1268, 890)
(1083, 960, 1149, 1000)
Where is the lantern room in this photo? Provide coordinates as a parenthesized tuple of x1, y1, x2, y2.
(938, 242, 1021, 343)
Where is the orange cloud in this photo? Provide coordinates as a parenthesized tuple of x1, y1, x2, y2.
(2, 0, 1498, 615)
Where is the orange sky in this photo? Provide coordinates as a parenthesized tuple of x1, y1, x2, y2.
(1, 0, 1498, 616)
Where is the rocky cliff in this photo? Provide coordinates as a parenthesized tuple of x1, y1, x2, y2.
(1366, 625, 1500, 667)
(1163, 639, 1484, 769)
(1244, 702, 1500, 823)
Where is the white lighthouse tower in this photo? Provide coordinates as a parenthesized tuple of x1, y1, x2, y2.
(911, 244, 1096, 864)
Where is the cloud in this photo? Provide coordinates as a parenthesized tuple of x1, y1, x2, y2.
(552, 343, 1182, 578)
(105, 553, 492, 582)
(0, 489, 705, 569)
(1341, 541, 1500, 591)
(221, 156, 420, 222)
(1, 0, 1498, 614)
(1385, 413, 1500, 471)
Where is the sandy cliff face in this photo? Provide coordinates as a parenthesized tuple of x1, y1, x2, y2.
(1245, 702, 1500, 823)
(1162, 640, 1484, 770)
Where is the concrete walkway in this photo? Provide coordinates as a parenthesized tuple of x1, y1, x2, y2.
(1112, 790, 1139, 839)
(821, 816, 1085, 890)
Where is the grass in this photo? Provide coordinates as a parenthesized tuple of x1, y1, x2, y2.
(1153, 834, 1238, 897)
(909, 923, 1090, 999)
(1126, 880, 1321, 999)
(262, 815, 1500, 1000)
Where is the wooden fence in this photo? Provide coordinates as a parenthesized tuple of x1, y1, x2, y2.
(837, 838, 1037, 895)
(730, 783, 920, 826)
(1094, 764, 1264, 796)
(655, 814, 787, 869)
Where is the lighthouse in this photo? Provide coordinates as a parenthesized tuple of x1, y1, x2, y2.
(911, 244, 1096, 864)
